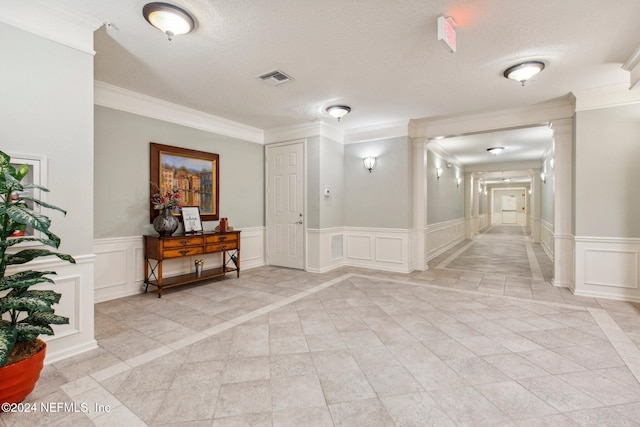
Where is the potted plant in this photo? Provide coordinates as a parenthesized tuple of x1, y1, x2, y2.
(0, 150, 75, 406)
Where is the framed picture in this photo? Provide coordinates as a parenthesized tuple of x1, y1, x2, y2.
(181, 206, 203, 233)
(150, 143, 219, 222)
(8, 153, 46, 245)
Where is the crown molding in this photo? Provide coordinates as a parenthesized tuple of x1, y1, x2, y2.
(94, 81, 264, 144)
(572, 83, 640, 112)
(412, 99, 575, 139)
(0, 0, 102, 55)
(343, 120, 410, 144)
(623, 41, 640, 89)
(264, 121, 343, 144)
(426, 141, 464, 169)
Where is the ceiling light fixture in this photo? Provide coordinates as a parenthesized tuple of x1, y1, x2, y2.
(325, 105, 351, 122)
(143, 2, 194, 41)
(487, 147, 506, 155)
(503, 61, 545, 86)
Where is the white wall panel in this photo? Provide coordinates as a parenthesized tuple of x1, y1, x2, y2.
(426, 218, 465, 262)
(575, 237, 640, 301)
(94, 228, 265, 302)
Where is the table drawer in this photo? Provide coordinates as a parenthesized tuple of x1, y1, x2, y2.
(163, 247, 204, 258)
(206, 234, 238, 244)
(206, 241, 238, 253)
(163, 236, 203, 248)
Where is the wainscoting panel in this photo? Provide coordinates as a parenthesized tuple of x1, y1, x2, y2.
(426, 218, 466, 262)
(540, 220, 555, 259)
(306, 228, 412, 273)
(346, 234, 373, 261)
(575, 237, 640, 301)
(7, 255, 97, 364)
(306, 228, 344, 273)
(94, 228, 265, 303)
(346, 228, 411, 273)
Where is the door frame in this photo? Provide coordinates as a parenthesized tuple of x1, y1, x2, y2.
(264, 139, 307, 270)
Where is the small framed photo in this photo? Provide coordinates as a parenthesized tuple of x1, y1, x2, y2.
(181, 206, 203, 234)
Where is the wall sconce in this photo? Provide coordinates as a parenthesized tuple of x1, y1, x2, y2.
(143, 2, 195, 41)
(540, 172, 547, 184)
(436, 167, 443, 181)
(456, 177, 461, 188)
(550, 158, 554, 169)
(363, 156, 376, 173)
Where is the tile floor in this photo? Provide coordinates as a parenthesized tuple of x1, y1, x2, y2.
(2, 226, 640, 426)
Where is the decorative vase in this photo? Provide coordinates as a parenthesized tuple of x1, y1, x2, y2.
(0, 340, 46, 408)
(153, 208, 179, 237)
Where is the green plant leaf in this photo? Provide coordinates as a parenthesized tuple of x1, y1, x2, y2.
(22, 183, 50, 192)
(3, 172, 24, 193)
(0, 323, 17, 367)
(0, 237, 60, 248)
(0, 270, 56, 292)
(11, 290, 62, 305)
(5, 204, 51, 232)
(0, 296, 55, 314)
(24, 311, 69, 325)
(5, 249, 75, 266)
(14, 196, 67, 216)
(16, 323, 54, 341)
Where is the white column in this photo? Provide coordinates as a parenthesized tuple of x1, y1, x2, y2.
(551, 118, 574, 288)
(464, 174, 474, 238)
(530, 171, 541, 242)
(412, 139, 428, 270)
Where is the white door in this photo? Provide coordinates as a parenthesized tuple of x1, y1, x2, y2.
(501, 196, 517, 223)
(266, 142, 304, 269)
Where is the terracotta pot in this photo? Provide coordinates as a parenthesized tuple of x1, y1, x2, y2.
(0, 341, 46, 408)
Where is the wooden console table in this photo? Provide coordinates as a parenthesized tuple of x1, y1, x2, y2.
(143, 231, 240, 297)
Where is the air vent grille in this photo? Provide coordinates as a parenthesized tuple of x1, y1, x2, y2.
(257, 70, 294, 86)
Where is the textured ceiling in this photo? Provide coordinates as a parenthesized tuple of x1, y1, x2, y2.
(54, 0, 640, 165)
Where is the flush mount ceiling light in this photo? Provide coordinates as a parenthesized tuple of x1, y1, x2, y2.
(325, 105, 351, 122)
(143, 2, 194, 41)
(504, 61, 545, 86)
(487, 147, 506, 155)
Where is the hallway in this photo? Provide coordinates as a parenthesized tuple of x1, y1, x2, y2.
(3, 231, 640, 426)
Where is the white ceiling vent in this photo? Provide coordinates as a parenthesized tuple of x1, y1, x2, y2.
(257, 70, 294, 86)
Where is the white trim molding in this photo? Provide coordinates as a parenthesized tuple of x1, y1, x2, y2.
(264, 121, 342, 145)
(574, 236, 640, 302)
(306, 227, 413, 273)
(0, 0, 102, 55)
(344, 120, 410, 144)
(94, 81, 264, 144)
(426, 218, 466, 262)
(540, 220, 554, 260)
(93, 228, 265, 303)
(573, 83, 640, 111)
(6, 254, 98, 364)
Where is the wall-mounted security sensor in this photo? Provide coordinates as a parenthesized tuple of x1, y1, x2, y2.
(323, 188, 331, 197)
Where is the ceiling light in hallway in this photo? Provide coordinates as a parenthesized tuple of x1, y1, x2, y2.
(143, 2, 194, 41)
(325, 105, 351, 121)
(503, 61, 545, 86)
(487, 147, 506, 155)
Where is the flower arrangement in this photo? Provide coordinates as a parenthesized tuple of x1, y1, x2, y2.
(150, 186, 182, 211)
